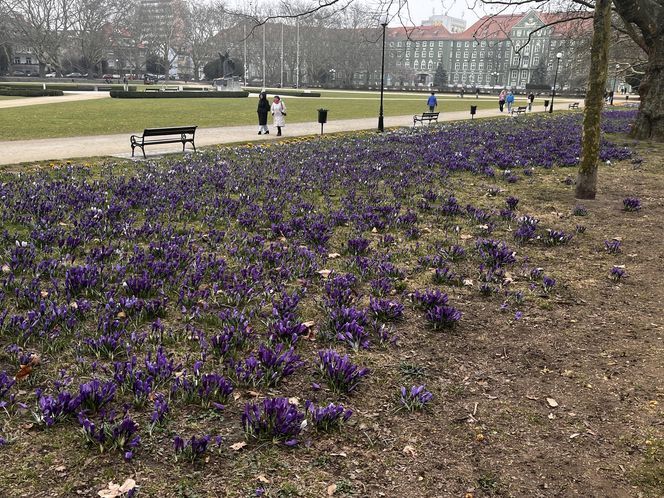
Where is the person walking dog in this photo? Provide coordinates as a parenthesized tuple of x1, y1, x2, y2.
(527, 92, 535, 111)
(257, 92, 270, 135)
(427, 92, 438, 112)
(271, 95, 286, 136)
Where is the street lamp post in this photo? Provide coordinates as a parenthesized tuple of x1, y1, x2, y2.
(490, 71, 499, 88)
(378, 16, 388, 132)
(549, 52, 562, 113)
(611, 63, 619, 105)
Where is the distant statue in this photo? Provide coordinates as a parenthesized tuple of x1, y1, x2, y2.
(219, 51, 235, 78)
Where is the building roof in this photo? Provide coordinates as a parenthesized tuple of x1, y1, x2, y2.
(387, 10, 591, 42)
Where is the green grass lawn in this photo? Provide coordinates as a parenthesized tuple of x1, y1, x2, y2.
(0, 95, 25, 100)
(0, 91, 536, 141)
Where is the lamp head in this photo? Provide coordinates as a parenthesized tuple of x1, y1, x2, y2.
(556, 52, 563, 60)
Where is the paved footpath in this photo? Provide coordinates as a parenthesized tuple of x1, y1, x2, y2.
(0, 102, 581, 166)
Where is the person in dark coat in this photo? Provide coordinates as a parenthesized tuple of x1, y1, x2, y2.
(257, 92, 270, 135)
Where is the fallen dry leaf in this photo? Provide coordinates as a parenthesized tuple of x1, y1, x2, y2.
(256, 474, 269, 484)
(54, 465, 66, 472)
(288, 397, 300, 406)
(15, 355, 40, 381)
(327, 483, 337, 496)
(546, 397, 559, 408)
(98, 478, 135, 498)
(327, 253, 341, 259)
(402, 444, 417, 457)
(302, 321, 315, 329)
(230, 441, 248, 451)
(317, 269, 332, 279)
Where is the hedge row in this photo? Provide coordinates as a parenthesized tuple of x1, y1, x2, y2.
(0, 87, 64, 97)
(110, 90, 249, 98)
(0, 82, 136, 92)
(242, 87, 321, 98)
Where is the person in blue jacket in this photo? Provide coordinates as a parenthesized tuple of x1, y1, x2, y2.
(506, 91, 515, 114)
(427, 92, 438, 112)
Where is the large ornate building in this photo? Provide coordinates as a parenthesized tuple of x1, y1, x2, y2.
(386, 10, 590, 91)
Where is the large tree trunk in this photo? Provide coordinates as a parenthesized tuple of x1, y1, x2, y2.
(613, 0, 664, 141)
(575, 0, 612, 199)
(630, 39, 664, 140)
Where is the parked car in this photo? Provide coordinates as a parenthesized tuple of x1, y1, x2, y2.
(65, 72, 83, 78)
(11, 70, 27, 76)
(45, 72, 57, 78)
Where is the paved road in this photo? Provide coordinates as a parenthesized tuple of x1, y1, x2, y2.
(0, 100, 584, 166)
(0, 91, 109, 109)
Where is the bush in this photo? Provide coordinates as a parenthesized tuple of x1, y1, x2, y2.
(0, 82, 135, 92)
(0, 87, 64, 97)
(110, 90, 249, 99)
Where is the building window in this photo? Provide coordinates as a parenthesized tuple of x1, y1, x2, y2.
(533, 55, 540, 65)
(389, 42, 394, 47)
(438, 51, 442, 58)
(26, 57, 32, 64)
(478, 62, 484, 70)
(481, 41, 486, 47)
(14, 57, 21, 64)
(471, 52, 476, 58)
(471, 62, 476, 70)
(429, 51, 433, 57)
(455, 62, 460, 70)
(463, 51, 468, 58)
(478, 74, 483, 83)
(414, 61, 419, 70)
(511, 70, 518, 79)
(439, 41, 444, 46)
(464, 41, 469, 47)
(428, 61, 433, 70)
(462, 62, 468, 70)
(521, 70, 528, 79)
(453, 74, 459, 82)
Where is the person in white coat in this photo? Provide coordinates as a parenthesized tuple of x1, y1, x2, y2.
(271, 95, 286, 136)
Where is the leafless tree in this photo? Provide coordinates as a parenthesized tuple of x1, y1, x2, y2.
(0, 0, 73, 77)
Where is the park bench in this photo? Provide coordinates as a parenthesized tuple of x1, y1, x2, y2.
(511, 106, 527, 116)
(145, 88, 160, 92)
(130, 125, 197, 158)
(568, 102, 580, 109)
(163, 85, 180, 92)
(413, 112, 439, 126)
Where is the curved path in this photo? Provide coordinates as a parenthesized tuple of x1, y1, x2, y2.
(0, 99, 586, 166)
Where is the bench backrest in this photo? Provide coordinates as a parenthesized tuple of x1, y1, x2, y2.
(422, 112, 439, 116)
(143, 126, 197, 137)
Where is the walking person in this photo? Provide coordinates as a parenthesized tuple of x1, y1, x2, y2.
(257, 91, 270, 135)
(475, 88, 480, 99)
(527, 92, 535, 111)
(427, 91, 438, 112)
(506, 90, 515, 114)
(498, 89, 507, 112)
(271, 95, 286, 136)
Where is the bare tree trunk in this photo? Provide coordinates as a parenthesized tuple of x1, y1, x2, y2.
(575, 0, 612, 200)
(630, 40, 664, 140)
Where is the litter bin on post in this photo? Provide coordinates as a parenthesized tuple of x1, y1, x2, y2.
(470, 105, 477, 119)
(318, 108, 328, 135)
(544, 99, 550, 110)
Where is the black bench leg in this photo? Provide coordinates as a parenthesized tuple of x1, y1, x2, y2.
(192, 141, 196, 152)
(131, 145, 135, 157)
